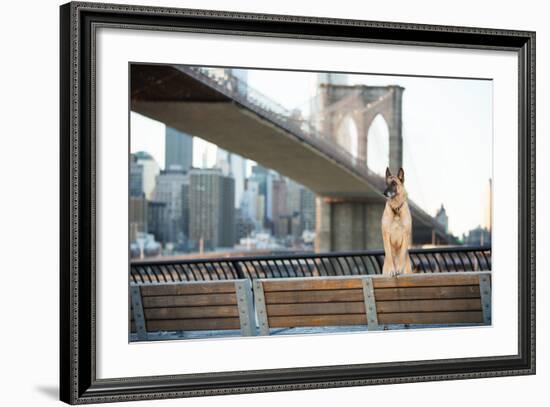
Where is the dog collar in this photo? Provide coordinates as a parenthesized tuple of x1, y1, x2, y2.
(391, 202, 404, 215)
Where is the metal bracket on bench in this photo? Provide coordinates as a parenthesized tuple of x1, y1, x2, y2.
(479, 273, 492, 325)
(253, 280, 269, 336)
(235, 280, 257, 336)
(362, 277, 380, 331)
(130, 285, 148, 341)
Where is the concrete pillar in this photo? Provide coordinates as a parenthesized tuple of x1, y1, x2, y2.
(315, 197, 332, 252)
(388, 86, 404, 173)
(315, 199, 385, 252)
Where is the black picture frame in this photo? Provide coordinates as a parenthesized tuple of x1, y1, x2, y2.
(60, 1, 536, 404)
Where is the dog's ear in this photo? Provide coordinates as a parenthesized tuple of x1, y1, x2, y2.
(397, 168, 405, 184)
(385, 167, 391, 181)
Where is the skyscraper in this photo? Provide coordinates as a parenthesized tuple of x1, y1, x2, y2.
(300, 188, 316, 232)
(130, 151, 160, 199)
(129, 195, 147, 241)
(165, 127, 193, 172)
(250, 165, 274, 229)
(147, 201, 168, 244)
(216, 147, 246, 209)
(436, 204, 449, 233)
(241, 179, 259, 229)
(189, 168, 236, 251)
(129, 154, 144, 197)
(153, 169, 189, 244)
(272, 176, 289, 238)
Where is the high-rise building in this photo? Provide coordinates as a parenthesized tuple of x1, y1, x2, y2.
(153, 169, 189, 243)
(436, 204, 449, 233)
(235, 208, 255, 242)
(250, 165, 274, 228)
(130, 154, 144, 197)
(286, 178, 302, 216)
(189, 168, 236, 251)
(130, 151, 160, 199)
(241, 179, 259, 229)
(165, 127, 193, 172)
(464, 226, 491, 246)
(216, 148, 246, 209)
(272, 177, 289, 238)
(181, 183, 190, 243)
(300, 188, 316, 232)
(147, 201, 168, 244)
(129, 196, 147, 241)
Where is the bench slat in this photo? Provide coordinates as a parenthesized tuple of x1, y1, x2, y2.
(262, 278, 362, 292)
(374, 285, 480, 301)
(268, 314, 367, 328)
(376, 298, 482, 313)
(142, 293, 237, 308)
(378, 311, 484, 325)
(146, 317, 241, 331)
(139, 281, 237, 296)
(266, 301, 365, 316)
(372, 274, 481, 288)
(265, 289, 364, 304)
(145, 306, 239, 319)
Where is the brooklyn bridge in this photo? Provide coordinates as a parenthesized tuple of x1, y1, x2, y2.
(131, 64, 456, 252)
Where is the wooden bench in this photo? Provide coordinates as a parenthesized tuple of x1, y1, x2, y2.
(130, 279, 256, 340)
(253, 272, 491, 334)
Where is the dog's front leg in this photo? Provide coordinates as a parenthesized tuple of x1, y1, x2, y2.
(382, 231, 395, 276)
(397, 233, 413, 275)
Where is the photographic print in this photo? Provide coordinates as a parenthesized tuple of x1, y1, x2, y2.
(129, 65, 493, 341)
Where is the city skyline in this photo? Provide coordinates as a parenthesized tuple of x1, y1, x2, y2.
(130, 124, 319, 258)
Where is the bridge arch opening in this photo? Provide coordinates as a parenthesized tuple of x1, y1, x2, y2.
(336, 115, 359, 162)
(367, 114, 390, 176)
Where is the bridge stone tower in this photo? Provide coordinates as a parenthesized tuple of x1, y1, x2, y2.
(315, 83, 405, 252)
(317, 83, 404, 173)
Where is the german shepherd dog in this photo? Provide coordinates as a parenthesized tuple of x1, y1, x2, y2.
(381, 167, 413, 276)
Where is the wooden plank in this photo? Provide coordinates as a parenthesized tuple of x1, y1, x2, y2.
(268, 314, 367, 328)
(372, 274, 482, 288)
(266, 301, 365, 316)
(146, 317, 241, 331)
(374, 285, 480, 301)
(140, 281, 237, 296)
(265, 289, 364, 304)
(378, 311, 484, 325)
(376, 298, 482, 313)
(145, 305, 239, 319)
(262, 278, 362, 292)
(143, 293, 237, 308)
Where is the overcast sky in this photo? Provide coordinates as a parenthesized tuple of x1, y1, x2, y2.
(131, 68, 492, 237)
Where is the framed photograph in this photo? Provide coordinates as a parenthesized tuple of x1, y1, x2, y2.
(60, 1, 535, 404)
